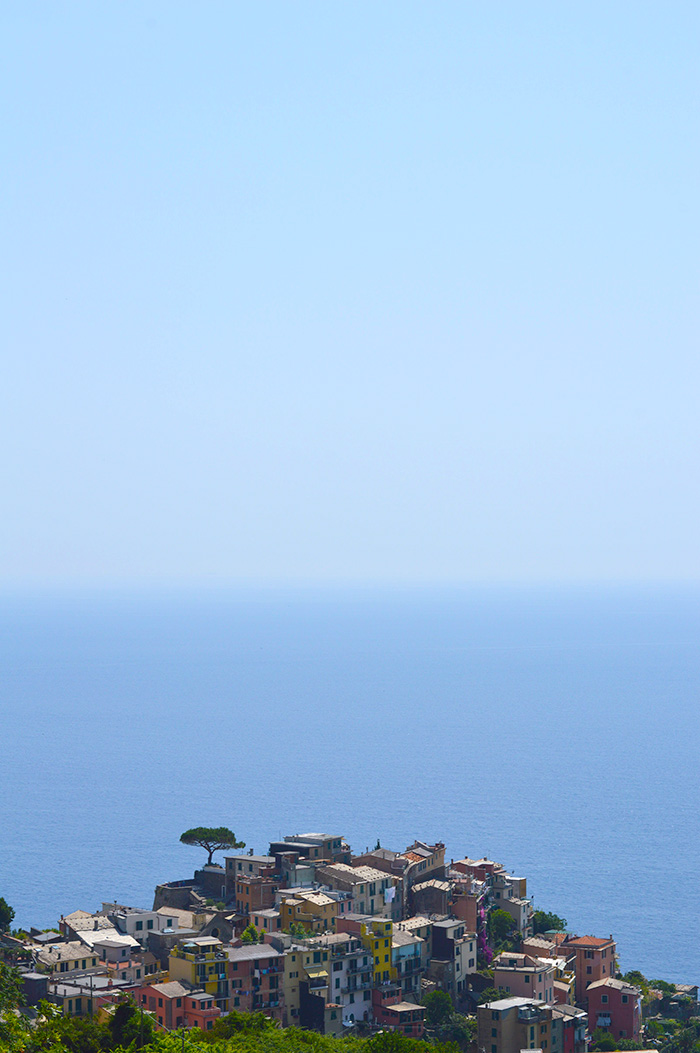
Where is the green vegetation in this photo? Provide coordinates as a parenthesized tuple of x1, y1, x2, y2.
(0, 979, 466, 1053)
(645, 1017, 700, 1053)
(179, 828, 246, 866)
(477, 987, 501, 1006)
(240, 925, 261, 944)
(0, 898, 15, 933)
(532, 910, 567, 935)
(285, 923, 317, 939)
(421, 991, 476, 1051)
(486, 909, 520, 953)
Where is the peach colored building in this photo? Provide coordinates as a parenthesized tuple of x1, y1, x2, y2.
(560, 936, 616, 1003)
(493, 952, 556, 1003)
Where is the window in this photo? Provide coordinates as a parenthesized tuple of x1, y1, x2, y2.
(136, 921, 143, 931)
(136, 970, 141, 979)
(601, 995, 608, 1004)
(364, 991, 371, 1001)
(492, 1029, 497, 1037)
(147, 920, 153, 930)
(313, 952, 321, 964)
(524, 975, 530, 983)
(75, 999, 81, 1013)
(176, 998, 182, 1007)
(158, 998, 163, 1007)
(622, 995, 628, 1004)
(586, 966, 592, 975)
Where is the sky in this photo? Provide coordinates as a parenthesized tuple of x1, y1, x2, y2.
(2, 2, 698, 586)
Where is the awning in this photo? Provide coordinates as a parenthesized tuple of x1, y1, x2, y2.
(306, 968, 328, 979)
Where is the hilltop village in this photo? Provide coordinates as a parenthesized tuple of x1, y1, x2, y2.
(2, 832, 697, 1052)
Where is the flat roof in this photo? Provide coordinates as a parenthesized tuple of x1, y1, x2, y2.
(484, 997, 547, 1010)
(227, 945, 281, 962)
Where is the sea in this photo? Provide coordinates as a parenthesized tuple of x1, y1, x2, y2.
(1, 584, 698, 984)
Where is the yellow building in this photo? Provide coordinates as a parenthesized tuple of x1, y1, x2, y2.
(280, 890, 338, 933)
(300, 942, 331, 1000)
(360, 919, 396, 984)
(282, 945, 303, 1027)
(168, 937, 228, 1010)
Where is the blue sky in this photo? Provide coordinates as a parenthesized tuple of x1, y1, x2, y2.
(2, 2, 698, 585)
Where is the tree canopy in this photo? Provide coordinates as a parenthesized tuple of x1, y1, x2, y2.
(488, 908, 516, 945)
(422, 990, 453, 1027)
(0, 897, 15, 933)
(533, 910, 567, 934)
(179, 827, 245, 865)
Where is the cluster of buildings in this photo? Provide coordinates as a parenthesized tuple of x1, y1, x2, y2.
(6, 829, 687, 1051)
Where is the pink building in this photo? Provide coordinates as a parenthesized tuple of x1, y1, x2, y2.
(493, 952, 556, 1003)
(371, 985, 426, 1037)
(586, 977, 642, 1043)
(135, 981, 221, 1031)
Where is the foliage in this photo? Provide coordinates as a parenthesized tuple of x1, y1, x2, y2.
(179, 828, 246, 865)
(422, 991, 453, 1027)
(203, 1011, 280, 1041)
(477, 987, 501, 1005)
(0, 897, 16, 932)
(589, 1028, 618, 1051)
(620, 970, 649, 995)
(240, 925, 260, 944)
(421, 993, 475, 1052)
(367, 1032, 459, 1053)
(532, 910, 567, 935)
(653, 980, 678, 997)
(487, 909, 515, 947)
(286, 923, 316, 938)
(647, 1017, 700, 1053)
(109, 998, 156, 1049)
(0, 1002, 476, 1053)
(0, 962, 23, 1012)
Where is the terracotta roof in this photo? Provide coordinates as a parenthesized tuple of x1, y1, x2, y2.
(566, 936, 614, 947)
(588, 977, 640, 995)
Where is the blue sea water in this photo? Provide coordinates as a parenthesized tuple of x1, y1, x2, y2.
(0, 585, 698, 984)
